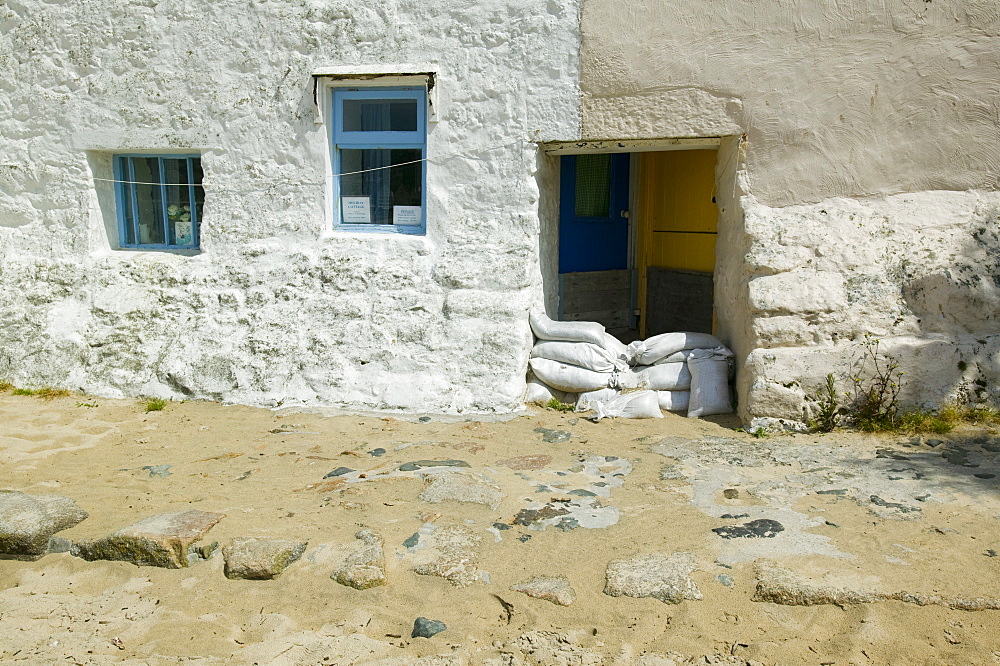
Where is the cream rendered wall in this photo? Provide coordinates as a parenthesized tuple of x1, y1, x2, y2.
(0, 0, 581, 412)
(581, 1, 1000, 422)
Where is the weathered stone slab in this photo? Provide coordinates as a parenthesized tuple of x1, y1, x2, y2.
(497, 454, 552, 471)
(604, 552, 702, 604)
(332, 528, 386, 590)
(511, 575, 576, 606)
(753, 560, 1000, 611)
(419, 472, 503, 509)
(72, 510, 224, 568)
(0, 491, 89, 560)
(412, 525, 483, 587)
(398, 460, 470, 472)
(223, 537, 306, 580)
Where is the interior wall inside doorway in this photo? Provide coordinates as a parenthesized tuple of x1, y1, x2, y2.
(636, 148, 719, 337)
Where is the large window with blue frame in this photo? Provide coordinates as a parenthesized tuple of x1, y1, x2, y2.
(332, 87, 426, 233)
(114, 155, 203, 249)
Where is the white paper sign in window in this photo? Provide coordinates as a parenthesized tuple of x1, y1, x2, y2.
(393, 206, 422, 226)
(341, 196, 372, 224)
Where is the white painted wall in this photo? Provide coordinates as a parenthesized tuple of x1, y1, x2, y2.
(581, 0, 1000, 421)
(0, 0, 581, 412)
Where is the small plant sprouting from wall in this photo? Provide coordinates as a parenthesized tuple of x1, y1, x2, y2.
(848, 334, 904, 432)
(808, 373, 843, 432)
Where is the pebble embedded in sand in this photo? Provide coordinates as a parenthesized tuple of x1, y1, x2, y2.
(604, 552, 703, 604)
(0, 491, 89, 561)
(411, 617, 446, 638)
(712, 518, 785, 539)
(511, 575, 577, 606)
(223, 537, 307, 580)
(71, 510, 224, 569)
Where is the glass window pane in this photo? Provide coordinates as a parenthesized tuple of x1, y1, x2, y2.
(131, 157, 165, 244)
(574, 154, 611, 218)
(339, 149, 422, 225)
(342, 99, 418, 132)
(119, 158, 137, 246)
(192, 159, 205, 229)
(163, 158, 194, 246)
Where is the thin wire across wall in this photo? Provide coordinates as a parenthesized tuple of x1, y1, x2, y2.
(90, 142, 521, 188)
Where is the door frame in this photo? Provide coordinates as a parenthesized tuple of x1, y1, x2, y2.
(542, 137, 723, 335)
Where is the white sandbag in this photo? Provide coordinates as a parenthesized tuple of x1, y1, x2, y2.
(627, 331, 723, 366)
(530, 340, 623, 373)
(528, 357, 611, 393)
(529, 309, 606, 347)
(657, 390, 690, 412)
(602, 333, 630, 363)
(687, 349, 733, 418)
(592, 390, 663, 421)
(575, 387, 619, 412)
(653, 349, 694, 365)
(617, 364, 692, 391)
(525, 377, 577, 406)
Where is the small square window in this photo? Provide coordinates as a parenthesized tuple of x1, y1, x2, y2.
(332, 88, 426, 233)
(114, 155, 203, 249)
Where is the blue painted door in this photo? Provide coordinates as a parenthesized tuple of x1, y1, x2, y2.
(559, 153, 630, 273)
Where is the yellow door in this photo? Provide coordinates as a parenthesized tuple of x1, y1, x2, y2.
(636, 150, 718, 336)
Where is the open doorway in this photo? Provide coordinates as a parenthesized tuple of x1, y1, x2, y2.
(554, 146, 719, 342)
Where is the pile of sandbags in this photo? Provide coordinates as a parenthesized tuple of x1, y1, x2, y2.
(525, 309, 734, 419)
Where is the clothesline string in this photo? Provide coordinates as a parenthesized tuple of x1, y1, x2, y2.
(90, 141, 522, 187)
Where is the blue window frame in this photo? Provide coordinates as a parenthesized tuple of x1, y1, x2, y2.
(332, 87, 426, 234)
(114, 154, 203, 249)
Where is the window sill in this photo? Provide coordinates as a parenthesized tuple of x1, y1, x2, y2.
(94, 246, 203, 259)
(322, 227, 431, 244)
(330, 224, 426, 236)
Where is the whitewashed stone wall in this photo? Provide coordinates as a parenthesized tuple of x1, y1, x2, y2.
(0, 0, 581, 412)
(582, 0, 1000, 421)
(742, 192, 1000, 421)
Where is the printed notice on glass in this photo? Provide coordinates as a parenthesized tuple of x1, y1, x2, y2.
(341, 197, 371, 224)
(393, 206, 422, 226)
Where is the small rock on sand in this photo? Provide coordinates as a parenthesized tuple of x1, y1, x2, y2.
(332, 528, 387, 589)
(223, 537, 307, 579)
(411, 617, 447, 638)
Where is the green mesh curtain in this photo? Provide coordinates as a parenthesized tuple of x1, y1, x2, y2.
(574, 154, 612, 218)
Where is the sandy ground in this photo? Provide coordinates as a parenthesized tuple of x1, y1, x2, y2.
(1, 392, 999, 665)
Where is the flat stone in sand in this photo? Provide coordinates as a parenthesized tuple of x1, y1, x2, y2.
(511, 575, 577, 606)
(72, 510, 224, 568)
(223, 537, 307, 580)
(0, 491, 89, 560)
(419, 471, 503, 509)
(604, 552, 702, 604)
